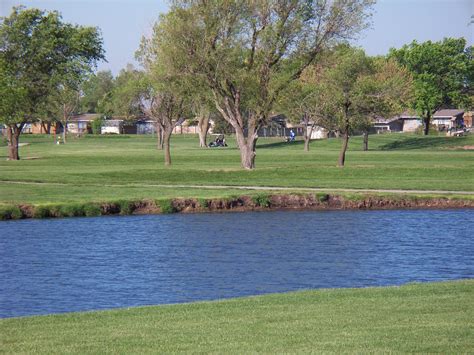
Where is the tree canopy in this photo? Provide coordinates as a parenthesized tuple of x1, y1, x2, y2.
(141, 0, 375, 169)
(389, 38, 473, 135)
(0, 6, 104, 159)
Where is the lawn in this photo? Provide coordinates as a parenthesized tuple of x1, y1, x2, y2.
(0, 132, 473, 205)
(1, 280, 472, 353)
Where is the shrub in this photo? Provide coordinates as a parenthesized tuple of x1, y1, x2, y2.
(59, 204, 85, 217)
(0, 205, 23, 220)
(197, 198, 209, 209)
(316, 193, 330, 202)
(158, 199, 176, 214)
(33, 205, 52, 219)
(91, 118, 103, 135)
(83, 203, 102, 217)
(252, 194, 271, 208)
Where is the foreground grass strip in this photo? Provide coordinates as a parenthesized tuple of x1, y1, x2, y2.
(1, 280, 472, 353)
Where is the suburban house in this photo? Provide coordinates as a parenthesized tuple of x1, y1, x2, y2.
(372, 117, 404, 133)
(101, 118, 140, 134)
(398, 112, 423, 132)
(432, 109, 465, 130)
(67, 113, 100, 134)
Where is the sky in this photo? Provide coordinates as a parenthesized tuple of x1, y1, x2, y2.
(1, 0, 473, 75)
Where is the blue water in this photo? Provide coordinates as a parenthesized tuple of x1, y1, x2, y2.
(1, 209, 473, 318)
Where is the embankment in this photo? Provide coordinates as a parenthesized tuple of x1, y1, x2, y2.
(1, 193, 473, 220)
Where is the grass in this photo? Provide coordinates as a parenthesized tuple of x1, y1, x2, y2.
(0, 133, 473, 207)
(1, 279, 472, 353)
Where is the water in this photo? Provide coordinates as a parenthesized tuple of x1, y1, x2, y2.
(1, 209, 473, 318)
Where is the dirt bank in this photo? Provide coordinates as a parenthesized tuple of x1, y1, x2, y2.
(3, 193, 471, 221)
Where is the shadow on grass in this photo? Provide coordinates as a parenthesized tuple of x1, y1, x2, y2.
(380, 136, 469, 150)
(257, 140, 304, 149)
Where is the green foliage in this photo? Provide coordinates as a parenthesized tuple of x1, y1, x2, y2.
(33, 205, 52, 219)
(316, 193, 330, 202)
(0, 205, 22, 220)
(157, 199, 176, 214)
(197, 198, 209, 209)
(0, 6, 105, 157)
(83, 203, 102, 217)
(59, 204, 86, 217)
(80, 70, 115, 114)
(389, 38, 474, 129)
(116, 200, 133, 215)
(252, 194, 271, 208)
(91, 118, 103, 135)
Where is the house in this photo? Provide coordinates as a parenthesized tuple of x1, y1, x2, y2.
(398, 112, 423, 132)
(432, 109, 464, 130)
(67, 113, 100, 134)
(372, 117, 404, 133)
(137, 119, 156, 134)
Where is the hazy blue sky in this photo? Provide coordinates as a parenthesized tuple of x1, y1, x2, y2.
(2, 0, 473, 75)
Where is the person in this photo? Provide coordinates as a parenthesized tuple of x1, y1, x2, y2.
(289, 129, 295, 142)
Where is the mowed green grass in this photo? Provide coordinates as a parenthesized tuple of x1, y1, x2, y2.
(1, 280, 472, 353)
(0, 133, 473, 205)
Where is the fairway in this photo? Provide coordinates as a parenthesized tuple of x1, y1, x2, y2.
(1, 280, 472, 353)
(1, 133, 473, 205)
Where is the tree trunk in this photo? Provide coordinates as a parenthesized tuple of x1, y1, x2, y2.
(197, 115, 210, 147)
(155, 123, 164, 150)
(338, 131, 349, 167)
(234, 124, 258, 169)
(304, 122, 314, 152)
(62, 104, 68, 143)
(363, 131, 369, 151)
(6, 123, 23, 161)
(40, 121, 51, 134)
(163, 129, 172, 166)
(423, 114, 431, 136)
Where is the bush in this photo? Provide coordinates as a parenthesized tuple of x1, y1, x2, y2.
(197, 198, 209, 209)
(0, 205, 23, 220)
(83, 203, 102, 217)
(415, 124, 439, 136)
(316, 193, 330, 202)
(117, 200, 133, 215)
(252, 194, 271, 208)
(91, 118, 103, 135)
(158, 199, 176, 214)
(33, 205, 52, 219)
(59, 204, 85, 217)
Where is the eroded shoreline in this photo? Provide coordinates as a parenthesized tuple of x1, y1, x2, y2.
(1, 193, 473, 220)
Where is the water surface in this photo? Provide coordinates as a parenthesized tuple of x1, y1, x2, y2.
(1, 209, 473, 318)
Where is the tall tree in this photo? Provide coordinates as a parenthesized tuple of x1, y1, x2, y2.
(80, 70, 115, 114)
(143, 0, 374, 169)
(389, 38, 473, 135)
(0, 6, 104, 159)
(303, 46, 412, 166)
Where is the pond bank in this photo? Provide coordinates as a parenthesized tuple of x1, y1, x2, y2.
(1, 192, 473, 220)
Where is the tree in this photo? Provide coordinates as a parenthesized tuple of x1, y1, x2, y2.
(389, 38, 474, 135)
(144, 0, 374, 169)
(80, 70, 114, 114)
(109, 64, 145, 119)
(303, 46, 412, 166)
(0, 7, 104, 159)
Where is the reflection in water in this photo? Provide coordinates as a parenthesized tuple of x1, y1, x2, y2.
(1, 209, 473, 318)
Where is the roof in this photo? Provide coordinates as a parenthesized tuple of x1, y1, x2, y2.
(374, 116, 403, 124)
(69, 113, 100, 122)
(433, 109, 464, 118)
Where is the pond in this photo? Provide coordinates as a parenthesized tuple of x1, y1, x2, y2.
(1, 209, 473, 318)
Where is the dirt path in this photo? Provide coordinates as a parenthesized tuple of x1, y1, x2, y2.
(1, 180, 473, 195)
